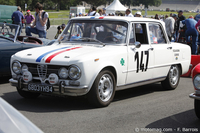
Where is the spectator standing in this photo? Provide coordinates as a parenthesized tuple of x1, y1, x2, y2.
(171, 14, 178, 41)
(25, 10, 35, 27)
(165, 15, 168, 18)
(78, 13, 82, 17)
(21, 11, 25, 29)
(154, 14, 160, 20)
(87, 8, 92, 16)
(54, 24, 66, 39)
(102, 8, 107, 16)
(11, 6, 24, 36)
(88, 6, 99, 16)
(26, 2, 49, 38)
(98, 9, 103, 16)
(125, 9, 134, 17)
(164, 15, 175, 41)
(182, 16, 198, 55)
(175, 10, 186, 40)
(195, 17, 200, 33)
(135, 11, 142, 17)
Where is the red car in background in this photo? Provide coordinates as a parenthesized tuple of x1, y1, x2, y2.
(189, 56, 200, 119)
(182, 55, 200, 77)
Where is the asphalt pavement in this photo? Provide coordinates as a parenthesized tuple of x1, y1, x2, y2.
(1, 27, 200, 133)
(0, 76, 200, 133)
(20, 25, 59, 40)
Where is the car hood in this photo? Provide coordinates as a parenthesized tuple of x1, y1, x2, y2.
(0, 97, 43, 133)
(14, 44, 110, 65)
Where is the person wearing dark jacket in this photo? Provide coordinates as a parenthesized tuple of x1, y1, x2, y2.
(182, 16, 198, 55)
(11, 6, 24, 36)
(175, 10, 186, 41)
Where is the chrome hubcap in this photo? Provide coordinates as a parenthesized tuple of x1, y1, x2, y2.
(169, 66, 179, 86)
(98, 74, 113, 102)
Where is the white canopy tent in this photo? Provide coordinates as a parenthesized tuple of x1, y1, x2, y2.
(105, 0, 127, 14)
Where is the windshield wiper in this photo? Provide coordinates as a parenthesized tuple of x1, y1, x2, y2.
(74, 37, 105, 46)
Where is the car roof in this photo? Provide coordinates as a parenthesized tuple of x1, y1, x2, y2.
(70, 16, 162, 23)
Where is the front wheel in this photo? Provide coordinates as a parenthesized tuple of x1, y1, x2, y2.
(161, 65, 180, 90)
(87, 70, 116, 107)
(195, 99, 200, 119)
(17, 87, 40, 99)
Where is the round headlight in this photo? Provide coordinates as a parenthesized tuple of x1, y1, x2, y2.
(69, 65, 81, 80)
(21, 64, 28, 73)
(59, 67, 68, 79)
(12, 61, 21, 74)
(193, 74, 200, 90)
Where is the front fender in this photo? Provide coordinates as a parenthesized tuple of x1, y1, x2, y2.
(192, 63, 200, 79)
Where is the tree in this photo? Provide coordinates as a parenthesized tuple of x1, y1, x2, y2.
(83, 0, 107, 7)
(131, 0, 162, 9)
(0, 0, 15, 5)
(120, 0, 132, 9)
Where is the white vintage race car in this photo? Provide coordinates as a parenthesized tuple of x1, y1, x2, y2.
(9, 16, 191, 107)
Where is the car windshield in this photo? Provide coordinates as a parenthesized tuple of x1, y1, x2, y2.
(58, 20, 128, 45)
(0, 23, 18, 40)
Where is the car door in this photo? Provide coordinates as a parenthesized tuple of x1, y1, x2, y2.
(126, 23, 155, 84)
(147, 23, 173, 79)
(0, 40, 23, 75)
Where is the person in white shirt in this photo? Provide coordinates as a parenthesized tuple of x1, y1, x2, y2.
(135, 11, 142, 17)
(125, 9, 134, 17)
(88, 6, 100, 16)
(164, 14, 176, 41)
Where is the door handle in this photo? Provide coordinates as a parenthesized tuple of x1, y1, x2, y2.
(167, 47, 172, 50)
(148, 48, 154, 51)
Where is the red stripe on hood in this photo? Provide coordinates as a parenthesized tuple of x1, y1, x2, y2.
(45, 47, 81, 63)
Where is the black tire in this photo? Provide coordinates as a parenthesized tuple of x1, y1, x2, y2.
(17, 87, 40, 99)
(87, 70, 116, 108)
(161, 65, 180, 90)
(195, 99, 200, 119)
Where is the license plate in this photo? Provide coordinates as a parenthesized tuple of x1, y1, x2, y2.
(28, 83, 53, 93)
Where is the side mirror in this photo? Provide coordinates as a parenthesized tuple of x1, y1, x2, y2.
(135, 41, 141, 48)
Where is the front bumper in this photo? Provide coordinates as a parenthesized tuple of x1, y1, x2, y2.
(9, 78, 88, 96)
(189, 93, 200, 100)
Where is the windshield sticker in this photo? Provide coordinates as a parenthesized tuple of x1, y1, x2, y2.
(120, 58, 125, 66)
(45, 47, 82, 63)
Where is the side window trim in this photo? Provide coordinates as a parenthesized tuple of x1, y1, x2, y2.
(132, 22, 148, 45)
(148, 22, 167, 44)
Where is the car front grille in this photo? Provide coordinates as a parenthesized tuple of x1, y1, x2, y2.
(22, 63, 63, 78)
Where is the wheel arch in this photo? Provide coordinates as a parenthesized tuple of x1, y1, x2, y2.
(100, 66, 117, 84)
(177, 63, 182, 75)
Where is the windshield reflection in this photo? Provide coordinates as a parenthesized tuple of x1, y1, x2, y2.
(0, 23, 18, 40)
(58, 20, 128, 45)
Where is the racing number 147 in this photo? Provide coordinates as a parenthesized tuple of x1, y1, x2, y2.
(135, 51, 149, 73)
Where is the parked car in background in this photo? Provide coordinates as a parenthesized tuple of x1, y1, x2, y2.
(0, 23, 54, 76)
(189, 63, 200, 119)
(0, 97, 43, 133)
(9, 16, 191, 107)
(182, 55, 200, 77)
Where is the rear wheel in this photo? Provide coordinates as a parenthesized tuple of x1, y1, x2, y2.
(195, 99, 200, 119)
(17, 87, 40, 99)
(161, 65, 180, 90)
(87, 70, 116, 107)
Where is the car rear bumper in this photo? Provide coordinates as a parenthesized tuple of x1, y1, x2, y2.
(9, 78, 88, 96)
